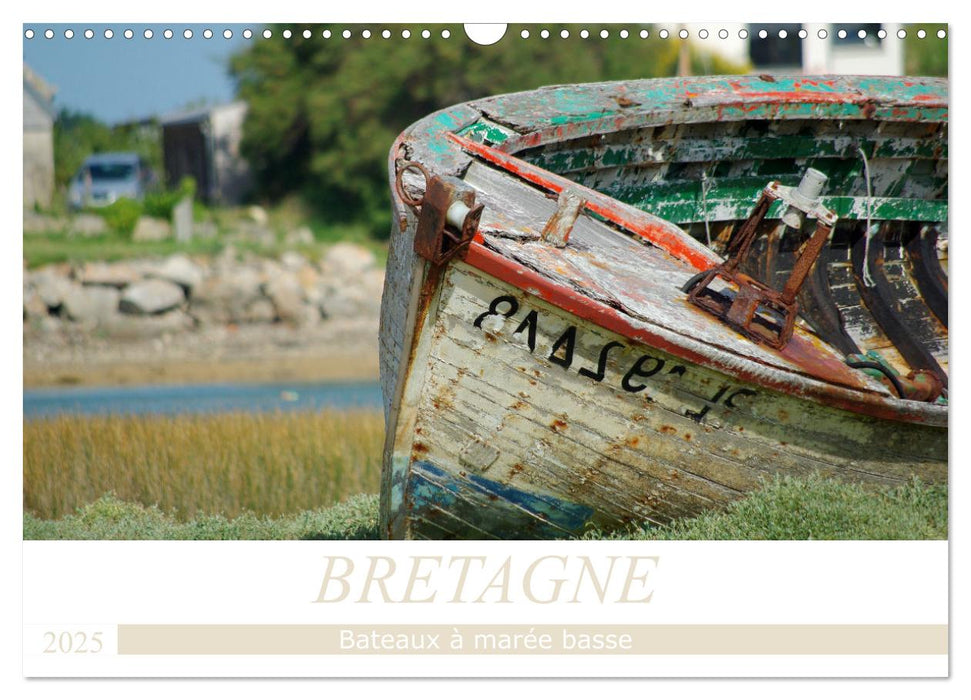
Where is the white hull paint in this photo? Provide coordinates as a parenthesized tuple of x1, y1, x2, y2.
(381, 261, 945, 540)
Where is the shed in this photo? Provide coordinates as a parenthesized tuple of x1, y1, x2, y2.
(23, 64, 56, 209)
(160, 102, 251, 205)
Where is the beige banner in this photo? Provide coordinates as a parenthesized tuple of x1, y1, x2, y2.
(118, 624, 947, 656)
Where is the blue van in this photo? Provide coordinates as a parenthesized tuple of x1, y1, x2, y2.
(68, 153, 158, 209)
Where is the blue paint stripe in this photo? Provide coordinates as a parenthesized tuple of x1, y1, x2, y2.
(408, 460, 594, 538)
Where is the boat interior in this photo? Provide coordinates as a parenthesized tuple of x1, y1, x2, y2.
(447, 112, 948, 404)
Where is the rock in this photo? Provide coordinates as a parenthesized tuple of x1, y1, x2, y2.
(247, 205, 269, 226)
(320, 243, 376, 278)
(23, 212, 66, 235)
(264, 272, 308, 324)
(102, 310, 193, 341)
(318, 268, 384, 320)
(77, 262, 140, 288)
(132, 216, 172, 242)
(62, 285, 120, 324)
(280, 251, 308, 271)
(148, 255, 205, 294)
(296, 266, 321, 303)
(361, 268, 386, 295)
(190, 269, 263, 324)
(120, 279, 185, 315)
(23, 286, 49, 319)
(241, 298, 277, 324)
(284, 226, 315, 247)
(31, 269, 75, 310)
(68, 213, 108, 237)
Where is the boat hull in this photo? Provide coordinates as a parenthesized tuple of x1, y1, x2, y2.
(383, 261, 946, 540)
(379, 75, 948, 540)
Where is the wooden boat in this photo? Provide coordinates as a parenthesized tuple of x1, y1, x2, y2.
(379, 75, 948, 540)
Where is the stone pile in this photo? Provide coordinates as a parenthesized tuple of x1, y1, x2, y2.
(23, 243, 385, 342)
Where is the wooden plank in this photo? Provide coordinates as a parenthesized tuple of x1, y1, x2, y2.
(522, 131, 947, 175)
(386, 262, 946, 538)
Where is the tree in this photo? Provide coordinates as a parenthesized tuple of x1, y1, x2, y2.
(53, 110, 163, 190)
(904, 24, 948, 77)
(231, 24, 748, 235)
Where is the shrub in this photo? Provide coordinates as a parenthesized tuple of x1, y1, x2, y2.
(143, 176, 197, 219)
(98, 198, 143, 235)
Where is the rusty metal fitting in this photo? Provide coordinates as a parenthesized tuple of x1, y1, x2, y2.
(409, 169, 483, 266)
(685, 174, 838, 350)
(899, 369, 946, 403)
(395, 161, 429, 209)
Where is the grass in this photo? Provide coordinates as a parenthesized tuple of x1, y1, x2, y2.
(23, 228, 224, 269)
(23, 204, 389, 269)
(23, 473, 947, 541)
(23, 410, 384, 522)
(585, 475, 948, 541)
(24, 493, 380, 540)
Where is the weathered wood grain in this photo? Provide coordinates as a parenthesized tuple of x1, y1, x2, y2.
(387, 263, 944, 538)
(380, 75, 948, 540)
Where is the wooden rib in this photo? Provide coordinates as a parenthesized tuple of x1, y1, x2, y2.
(851, 227, 948, 387)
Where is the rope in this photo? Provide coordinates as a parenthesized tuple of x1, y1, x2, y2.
(700, 167, 713, 248)
(857, 146, 877, 287)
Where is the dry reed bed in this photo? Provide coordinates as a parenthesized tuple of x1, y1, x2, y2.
(23, 410, 384, 520)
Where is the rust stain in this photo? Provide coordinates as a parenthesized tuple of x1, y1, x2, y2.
(550, 418, 568, 433)
(413, 442, 429, 455)
(683, 433, 693, 442)
(625, 436, 641, 448)
(660, 425, 677, 435)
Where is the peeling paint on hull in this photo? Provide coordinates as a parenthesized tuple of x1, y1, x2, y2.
(380, 75, 948, 540)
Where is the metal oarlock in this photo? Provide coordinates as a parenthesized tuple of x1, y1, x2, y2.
(684, 169, 838, 350)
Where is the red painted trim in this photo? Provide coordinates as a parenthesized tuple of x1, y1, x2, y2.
(462, 242, 942, 426)
(448, 133, 722, 272)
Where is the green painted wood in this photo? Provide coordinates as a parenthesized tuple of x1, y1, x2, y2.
(523, 133, 947, 175)
(457, 119, 516, 145)
(641, 194, 945, 225)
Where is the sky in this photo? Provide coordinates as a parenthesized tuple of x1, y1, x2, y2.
(23, 24, 251, 124)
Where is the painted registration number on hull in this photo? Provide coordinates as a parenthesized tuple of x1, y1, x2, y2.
(473, 294, 756, 423)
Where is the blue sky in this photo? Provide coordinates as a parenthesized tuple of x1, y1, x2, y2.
(23, 24, 252, 124)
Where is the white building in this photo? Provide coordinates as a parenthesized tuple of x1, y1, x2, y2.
(677, 23, 904, 76)
(23, 64, 56, 209)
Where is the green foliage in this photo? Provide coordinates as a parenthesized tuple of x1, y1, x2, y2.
(98, 198, 143, 235)
(231, 25, 748, 235)
(904, 24, 948, 77)
(24, 493, 380, 540)
(22, 228, 225, 269)
(24, 477, 947, 541)
(53, 109, 163, 189)
(585, 476, 948, 541)
(143, 176, 197, 219)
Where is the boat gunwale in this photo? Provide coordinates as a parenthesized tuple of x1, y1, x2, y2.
(386, 75, 948, 428)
